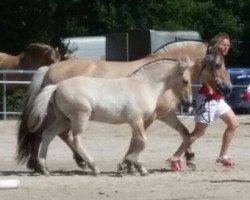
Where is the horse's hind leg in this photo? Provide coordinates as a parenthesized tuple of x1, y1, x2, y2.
(71, 113, 100, 176)
(119, 119, 148, 176)
(27, 105, 57, 172)
(38, 115, 70, 175)
(159, 111, 196, 170)
(58, 130, 87, 169)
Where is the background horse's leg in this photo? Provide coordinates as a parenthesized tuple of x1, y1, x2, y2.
(120, 119, 148, 176)
(27, 130, 42, 171)
(159, 111, 196, 170)
(71, 113, 100, 176)
(27, 112, 55, 172)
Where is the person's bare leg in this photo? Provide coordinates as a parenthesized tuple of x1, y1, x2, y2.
(218, 109, 239, 157)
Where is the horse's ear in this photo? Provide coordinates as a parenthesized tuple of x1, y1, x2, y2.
(178, 56, 192, 73)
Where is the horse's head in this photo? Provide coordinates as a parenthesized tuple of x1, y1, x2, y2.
(199, 47, 232, 97)
(19, 43, 62, 69)
(45, 47, 61, 64)
(176, 59, 193, 105)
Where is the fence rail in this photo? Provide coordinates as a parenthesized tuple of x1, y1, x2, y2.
(0, 70, 35, 119)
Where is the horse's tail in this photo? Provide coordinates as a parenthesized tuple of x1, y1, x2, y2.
(27, 84, 57, 133)
(16, 66, 49, 163)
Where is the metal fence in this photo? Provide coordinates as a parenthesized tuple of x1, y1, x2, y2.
(0, 70, 35, 119)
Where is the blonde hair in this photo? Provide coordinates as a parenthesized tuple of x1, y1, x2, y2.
(209, 33, 231, 48)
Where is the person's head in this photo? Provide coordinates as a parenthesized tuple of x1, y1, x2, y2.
(210, 33, 231, 56)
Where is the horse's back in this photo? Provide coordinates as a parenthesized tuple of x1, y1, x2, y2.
(0, 52, 20, 68)
(44, 58, 147, 85)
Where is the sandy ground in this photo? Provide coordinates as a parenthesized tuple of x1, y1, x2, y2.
(0, 115, 250, 200)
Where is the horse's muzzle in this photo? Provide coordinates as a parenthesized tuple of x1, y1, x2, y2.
(216, 81, 232, 98)
(181, 95, 193, 107)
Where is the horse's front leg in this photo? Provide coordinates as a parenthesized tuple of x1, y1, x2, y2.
(119, 119, 148, 176)
(159, 111, 196, 170)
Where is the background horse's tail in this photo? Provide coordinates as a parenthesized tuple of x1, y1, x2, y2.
(27, 84, 57, 133)
(16, 66, 49, 164)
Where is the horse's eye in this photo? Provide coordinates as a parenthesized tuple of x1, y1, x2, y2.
(183, 79, 189, 85)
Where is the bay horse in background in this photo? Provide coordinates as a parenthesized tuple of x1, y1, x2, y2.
(27, 58, 193, 176)
(0, 43, 63, 91)
(0, 43, 62, 70)
(16, 41, 232, 173)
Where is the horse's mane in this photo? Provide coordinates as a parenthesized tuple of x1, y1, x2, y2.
(155, 40, 205, 53)
(127, 58, 178, 77)
(24, 43, 55, 53)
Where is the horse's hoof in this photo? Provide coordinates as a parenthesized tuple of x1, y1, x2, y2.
(44, 172, 51, 176)
(31, 165, 47, 174)
(139, 168, 149, 176)
(134, 164, 148, 176)
(127, 168, 137, 176)
(77, 162, 88, 170)
(117, 163, 126, 175)
(73, 154, 87, 169)
(88, 165, 101, 176)
(27, 158, 39, 170)
(186, 161, 196, 171)
(93, 171, 101, 177)
(116, 171, 123, 177)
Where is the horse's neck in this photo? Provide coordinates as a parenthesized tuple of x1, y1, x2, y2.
(189, 61, 203, 80)
(152, 44, 207, 80)
(136, 63, 175, 93)
(151, 42, 207, 61)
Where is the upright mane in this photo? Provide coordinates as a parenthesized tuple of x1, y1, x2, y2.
(127, 58, 178, 77)
(24, 43, 55, 53)
(147, 40, 208, 63)
(155, 40, 206, 53)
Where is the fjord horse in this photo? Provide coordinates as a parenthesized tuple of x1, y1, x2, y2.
(17, 41, 231, 172)
(27, 58, 193, 175)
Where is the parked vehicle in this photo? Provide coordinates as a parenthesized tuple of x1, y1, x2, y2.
(226, 67, 250, 113)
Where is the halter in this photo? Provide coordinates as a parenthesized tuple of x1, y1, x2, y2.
(195, 44, 221, 123)
(198, 42, 222, 82)
(195, 96, 212, 123)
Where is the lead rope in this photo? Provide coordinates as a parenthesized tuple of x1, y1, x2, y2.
(195, 97, 212, 123)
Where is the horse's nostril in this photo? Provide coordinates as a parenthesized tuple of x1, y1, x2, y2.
(216, 82, 232, 97)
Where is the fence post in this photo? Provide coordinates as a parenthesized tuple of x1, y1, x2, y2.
(3, 73, 6, 120)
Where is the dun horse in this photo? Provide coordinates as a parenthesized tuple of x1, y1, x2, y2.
(17, 41, 231, 172)
(27, 59, 193, 176)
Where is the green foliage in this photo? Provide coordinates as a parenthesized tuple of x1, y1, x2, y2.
(0, 89, 25, 119)
(0, 0, 249, 64)
(6, 89, 25, 114)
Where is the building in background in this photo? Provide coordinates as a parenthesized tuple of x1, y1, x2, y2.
(62, 29, 201, 61)
(62, 36, 106, 60)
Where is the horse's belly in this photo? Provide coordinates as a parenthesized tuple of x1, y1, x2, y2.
(90, 110, 127, 124)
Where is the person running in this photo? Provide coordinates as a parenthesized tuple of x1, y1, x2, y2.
(167, 33, 239, 171)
